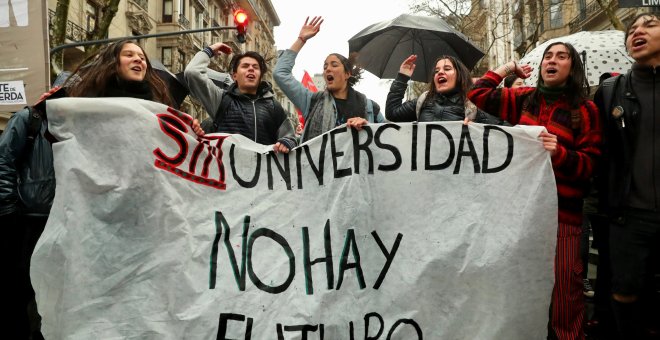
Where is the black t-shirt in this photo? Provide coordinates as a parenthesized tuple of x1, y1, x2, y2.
(334, 97, 362, 126)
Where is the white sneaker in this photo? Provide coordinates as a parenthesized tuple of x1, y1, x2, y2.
(583, 279, 595, 298)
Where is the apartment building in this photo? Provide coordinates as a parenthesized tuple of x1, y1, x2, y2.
(45, 0, 281, 120)
(464, 0, 655, 74)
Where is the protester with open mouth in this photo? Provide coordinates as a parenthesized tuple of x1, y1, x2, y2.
(185, 44, 297, 153)
(594, 12, 660, 339)
(274, 16, 385, 143)
(384, 54, 507, 125)
(468, 42, 602, 340)
(63, 40, 173, 106)
(0, 39, 177, 339)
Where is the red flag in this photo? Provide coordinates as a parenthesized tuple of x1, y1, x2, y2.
(295, 70, 318, 129)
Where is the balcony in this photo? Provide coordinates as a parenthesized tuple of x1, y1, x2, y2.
(48, 9, 90, 43)
(526, 23, 537, 39)
(192, 0, 208, 10)
(131, 0, 148, 11)
(568, 0, 613, 33)
(513, 32, 523, 49)
(179, 14, 190, 30)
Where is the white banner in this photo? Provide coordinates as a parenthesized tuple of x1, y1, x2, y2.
(33, 98, 557, 339)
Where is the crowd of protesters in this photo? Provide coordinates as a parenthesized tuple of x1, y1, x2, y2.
(1, 10, 658, 340)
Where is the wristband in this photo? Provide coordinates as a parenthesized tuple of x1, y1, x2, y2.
(202, 46, 214, 58)
(298, 36, 307, 44)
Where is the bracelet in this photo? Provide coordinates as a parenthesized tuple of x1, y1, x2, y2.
(298, 36, 307, 44)
(503, 63, 512, 75)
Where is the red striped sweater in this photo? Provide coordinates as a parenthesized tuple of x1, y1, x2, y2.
(468, 71, 602, 225)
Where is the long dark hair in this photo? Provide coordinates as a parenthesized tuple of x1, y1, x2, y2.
(530, 42, 588, 108)
(423, 55, 473, 106)
(327, 52, 363, 87)
(66, 39, 173, 106)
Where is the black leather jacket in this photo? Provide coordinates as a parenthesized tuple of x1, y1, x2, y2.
(0, 107, 55, 216)
(385, 73, 508, 125)
(594, 66, 657, 213)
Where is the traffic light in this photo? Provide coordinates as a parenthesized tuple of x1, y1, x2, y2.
(233, 9, 248, 43)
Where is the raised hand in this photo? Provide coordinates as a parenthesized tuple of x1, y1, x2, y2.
(399, 55, 417, 77)
(209, 42, 232, 56)
(299, 16, 323, 42)
(515, 62, 533, 79)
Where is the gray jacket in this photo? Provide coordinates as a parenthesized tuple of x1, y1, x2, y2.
(184, 51, 297, 148)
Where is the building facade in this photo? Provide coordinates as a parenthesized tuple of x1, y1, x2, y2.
(44, 0, 281, 121)
(464, 0, 656, 76)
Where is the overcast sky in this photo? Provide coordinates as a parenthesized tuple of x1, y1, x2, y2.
(270, 0, 413, 108)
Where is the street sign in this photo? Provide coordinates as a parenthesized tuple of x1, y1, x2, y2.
(619, 0, 660, 7)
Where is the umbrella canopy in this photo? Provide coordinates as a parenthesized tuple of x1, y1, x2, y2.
(519, 30, 633, 87)
(348, 14, 484, 82)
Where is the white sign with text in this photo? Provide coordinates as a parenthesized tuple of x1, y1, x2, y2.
(33, 98, 558, 339)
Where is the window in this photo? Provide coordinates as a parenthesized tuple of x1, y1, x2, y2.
(577, 0, 587, 20)
(179, 0, 186, 16)
(550, 0, 562, 28)
(162, 47, 172, 68)
(85, 1, 100, 32)
(176, 49, 186, 73)
(163, 0, 173, 23)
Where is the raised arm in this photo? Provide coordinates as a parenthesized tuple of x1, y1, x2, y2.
(468, 61, 533, 124)
(384, 56, 421, 122)
(183, 42, 232, 119)
(273, 17, 323, 117)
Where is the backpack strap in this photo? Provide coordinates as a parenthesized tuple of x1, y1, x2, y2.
(17, 106, 43, 166)
(365, 98, 374, 122)
(600, 72, 626, 116)
(416, 91, 428, 119)
(212, 93, 232, 132)
(26, 106, 43, 143)
(309, 91, 324, 112)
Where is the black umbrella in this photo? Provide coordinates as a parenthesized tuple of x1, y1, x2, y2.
(151, 59, 189, 109)
(348, 14, 484, 82)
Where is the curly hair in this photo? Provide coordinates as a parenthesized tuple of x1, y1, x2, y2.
(65, 39, 173, 106)
(326, 52, 363, 87)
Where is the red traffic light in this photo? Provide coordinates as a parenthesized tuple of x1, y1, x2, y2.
(233, 9, 248, 43)
(234, 9, 248, 32)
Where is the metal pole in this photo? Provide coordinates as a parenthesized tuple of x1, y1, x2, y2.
(50, 26, 237, 56)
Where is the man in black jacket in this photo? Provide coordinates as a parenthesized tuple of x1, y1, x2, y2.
(184, 43, 297, 153)
(594, 12, 660, 339)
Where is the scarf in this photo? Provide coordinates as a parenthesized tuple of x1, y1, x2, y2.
(538, 84, 566, 105)
(302, 87, 367, 142)
(104, 77, 154, 101)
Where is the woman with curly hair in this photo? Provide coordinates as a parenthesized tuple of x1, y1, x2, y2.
(274, 16, 385, 142)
